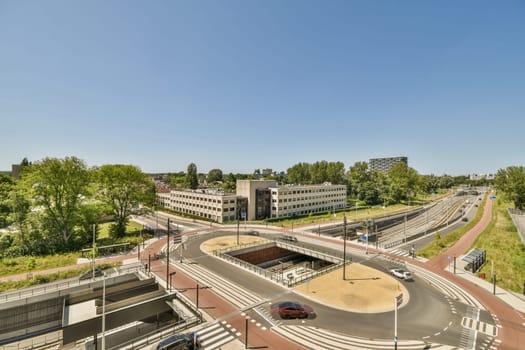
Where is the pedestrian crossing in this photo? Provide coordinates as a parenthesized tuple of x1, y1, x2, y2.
(273, 325, 462, 350)
(461, 317, 498, 337)
(195, 321, 239, 350)
(408, 264, 485, 310)
(175, 261, 262, 309)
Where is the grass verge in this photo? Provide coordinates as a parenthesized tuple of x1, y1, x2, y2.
(0, 262, 121, 293)
(474, 198, 525, 292)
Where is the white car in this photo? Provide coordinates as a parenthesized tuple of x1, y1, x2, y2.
(389, 268, 413, 280)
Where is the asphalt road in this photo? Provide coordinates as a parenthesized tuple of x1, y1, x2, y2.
(177, 230, 481, 348)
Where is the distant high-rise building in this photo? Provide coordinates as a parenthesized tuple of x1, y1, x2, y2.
(369, 156, 408, 172)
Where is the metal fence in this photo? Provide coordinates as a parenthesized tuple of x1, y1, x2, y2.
(509, 208, 525, 246)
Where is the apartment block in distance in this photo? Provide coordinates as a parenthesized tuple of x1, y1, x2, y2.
(368, 156, 408, 172)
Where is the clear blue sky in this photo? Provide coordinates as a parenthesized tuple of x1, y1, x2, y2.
(1, 1, 524, 175)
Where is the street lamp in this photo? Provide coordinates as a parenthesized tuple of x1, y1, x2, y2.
(166, 218, 170, 287)
(343, 215, 347, 280)
(393, 293, 403, 350)
(102, 273, 107, 350)
(92, 224, 96, 280)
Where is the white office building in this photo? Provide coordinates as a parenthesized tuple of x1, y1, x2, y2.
(156, 189, 243, 223)
(269, 183, 347, 218)
(157, 181, 347, 222)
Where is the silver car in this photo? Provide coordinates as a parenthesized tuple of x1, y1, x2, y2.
(389, 268, 413, 280)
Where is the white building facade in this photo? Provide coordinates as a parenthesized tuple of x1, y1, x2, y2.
(156, 181, 348, 222)
(269, 183, 347, 218)
(156, 189, 242, 223)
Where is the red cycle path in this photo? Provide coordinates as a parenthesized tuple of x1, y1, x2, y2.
(143, 237, 304, 350)
(417, 199, 525, 350)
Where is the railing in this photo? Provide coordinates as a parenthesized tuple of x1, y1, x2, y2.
(0, 331, 62, 350)
(0, 263, 142, 303)
(213, 241, 348, 287)
(109, 316, 201, 350)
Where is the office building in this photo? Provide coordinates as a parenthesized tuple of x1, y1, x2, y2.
(157, 180, 347, 222)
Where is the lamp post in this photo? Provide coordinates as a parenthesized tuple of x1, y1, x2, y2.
(394, 294, 400, 350)
(237, 213, 240, 246)
(166, 219, 170, 289)
(343, 215, 347, 280)
(92, 224, 96, 280)
(102, 273, 106, 350)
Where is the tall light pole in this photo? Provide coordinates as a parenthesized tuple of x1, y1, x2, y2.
(102, 273, 106, 350)
(236, 212, 240, 246)
(92, 224, 96, 280)
(166, 218, 170, 289)
(343, 215, 347, 280)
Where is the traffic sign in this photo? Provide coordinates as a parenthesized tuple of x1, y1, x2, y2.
(448, 255, 451, 260)
(394, 336, 398, 343)
(241, 211, 246, 219)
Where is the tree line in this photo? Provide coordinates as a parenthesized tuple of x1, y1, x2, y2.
(167, 160, 495, 207)
(0, 157, 154, 258)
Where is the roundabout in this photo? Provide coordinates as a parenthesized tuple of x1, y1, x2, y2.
(200, 235, 409, 314)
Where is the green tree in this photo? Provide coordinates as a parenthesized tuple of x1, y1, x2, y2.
(287, 162, 311, 184)
(326, 161, 345, 184)
(348, 162, 368, 199)
(387, 162, 420, 204)
(207, 169, 223, 183)
(223, 173, 237, 192)
(0, 174, 15, 228)
(186, 163, 199, 189)
(95, 164, 154, 238)
(494, 166, 525, 209)
(20, 157, 90, 245)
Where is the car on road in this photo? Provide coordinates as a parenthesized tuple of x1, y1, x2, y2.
(389, 268, 413, 281)
(156, 332, 198, 350)
(279, 235, 298, 242)
(271, 301, 314, 319)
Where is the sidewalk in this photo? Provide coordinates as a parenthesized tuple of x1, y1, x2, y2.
(444, 263, 525, 313)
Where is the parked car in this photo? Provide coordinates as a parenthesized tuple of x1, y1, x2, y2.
(271, 301, 314, 319)
(246, 230, 260, 236)
(156, 333, 197, 350)
(279, 235, 298, 242)
(79, 268, 103, 280)
(389, 268, 413, 281)
(462, 217, 469, 222)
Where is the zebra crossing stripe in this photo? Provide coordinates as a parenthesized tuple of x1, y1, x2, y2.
(197, 322, 238, 350)
(461, 317, 498, 337)
(408, 264, 485, 310)
(273, 325, 458, 350)
(176, 262, 261, 308)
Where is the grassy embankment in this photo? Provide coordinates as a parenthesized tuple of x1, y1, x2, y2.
(475, 198, 525, 292)
(0, 221, 147, 292)
(419, 194, 525, 292)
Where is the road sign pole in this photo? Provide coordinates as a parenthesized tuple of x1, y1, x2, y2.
(394, 295, 398, 350)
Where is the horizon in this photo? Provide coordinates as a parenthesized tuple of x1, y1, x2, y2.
(1, 1, 524, 176)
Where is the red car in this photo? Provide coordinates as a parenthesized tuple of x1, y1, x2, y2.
(272, 301, 314, 319)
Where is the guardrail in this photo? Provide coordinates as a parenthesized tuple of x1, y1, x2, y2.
(212, 240, 348, 287)
(0, 263, 142, 303)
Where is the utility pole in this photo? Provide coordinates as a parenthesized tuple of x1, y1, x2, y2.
(92, 223, 96, 280)
(343, 215, 347, 280)
(166, 218, 170, 289)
